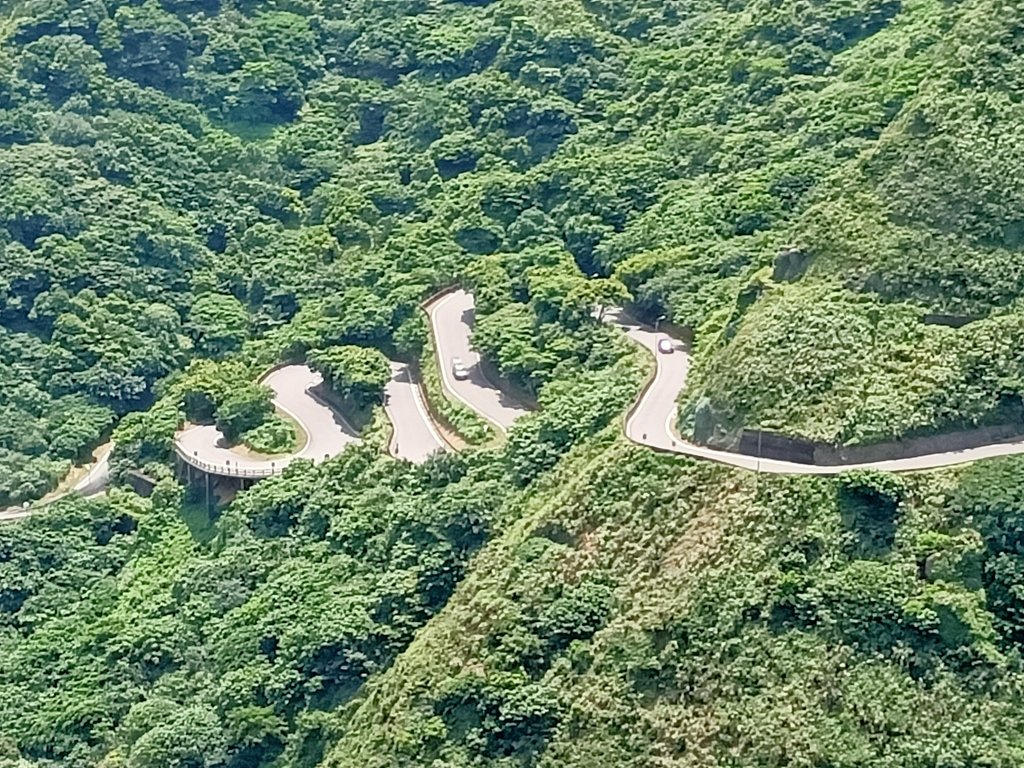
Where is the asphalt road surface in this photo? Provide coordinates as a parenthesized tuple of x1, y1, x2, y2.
(11, 292, 1024, 525)
(0, 506, 35, 522)
(176, 365, 361, 476)
(425, 289, 533, 432)
(384, 361, 448, 463)
(176, 362, 449, 476)
(0, 445, 112, 521)
(72, 450, 111, 497)
(607, 309, 1024, 475)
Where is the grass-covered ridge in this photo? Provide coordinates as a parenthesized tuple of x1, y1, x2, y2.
(657, 0, 1024, 443)
(324, 441, 1024, 767)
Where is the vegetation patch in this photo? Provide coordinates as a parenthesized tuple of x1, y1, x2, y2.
(242, 415, 300, 457)
(1, 0, 1024, 765)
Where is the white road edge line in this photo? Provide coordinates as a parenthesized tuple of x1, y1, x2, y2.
(281, 380, 322, 463)
(615, 313, 1024, 475)
(664, 407, 676, 446)
(430, 293, 509, 436)
(387, 363, 448, 460)
(407, 368, 448, 456)
(72, 447, 111, 492)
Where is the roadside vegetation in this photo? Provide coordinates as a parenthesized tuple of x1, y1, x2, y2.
(419, 327, 495, 446)
(1, 0, 1024, 765)
(242, 415, 299, 457)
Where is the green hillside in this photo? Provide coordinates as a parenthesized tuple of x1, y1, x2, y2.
(326, 443, 1024, 768)
(1, 0, 1023, 765)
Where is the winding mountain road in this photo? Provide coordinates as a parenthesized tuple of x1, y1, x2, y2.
(180, 294, 1024, 481)
(176, 362, 448, 475)
(174, 289, 532, 482)
(608, 308, 1024, 474)
(74, 453, 112, 497)
(425, 289, 532, 432)
(12, 289, 1024, 525)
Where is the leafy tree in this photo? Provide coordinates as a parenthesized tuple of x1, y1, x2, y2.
(243, 416, 296, 455)
(230, 59, 305, 124)
(126, 704, 227, 768)
(472, 302, 554, 391)
(19, 35, 104, 101)
(308, 345, 390, 409)
(214, 383, 273, 444)
(110, 0, 192, 89)
(953, 457, 1024, 647)
(188, 294, 250, 358)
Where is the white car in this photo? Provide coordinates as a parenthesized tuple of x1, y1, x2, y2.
(452, 356, 471, 380)
(657, 337, 674, 354)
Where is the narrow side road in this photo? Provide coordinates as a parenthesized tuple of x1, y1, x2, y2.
(607, 308, 1024, 474)
(74, 450, 112, 497)
(0, 445, 112, 521)
(0, 507, 35, 522)
(425, 289, 533, 432)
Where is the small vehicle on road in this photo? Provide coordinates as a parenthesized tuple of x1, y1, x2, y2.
(657, 338, 674, 354)
(452, 357, 471, 380)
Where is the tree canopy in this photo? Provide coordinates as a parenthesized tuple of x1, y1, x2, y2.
(308, 345, 391, 410)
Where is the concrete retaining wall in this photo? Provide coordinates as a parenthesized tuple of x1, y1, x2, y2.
(125, 471, 158, 498)
(714, 423, 1024, 466)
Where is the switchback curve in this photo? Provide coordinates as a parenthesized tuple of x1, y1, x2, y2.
(174, 362, 447, 478)
(607, 308, 1024, 474)
(424, 289, 532, 432)
(12, 291, 1024, 523)
(425, 294, 1024, 474)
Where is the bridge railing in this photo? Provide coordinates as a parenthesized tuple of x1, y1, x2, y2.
(173, 442, 288, 478)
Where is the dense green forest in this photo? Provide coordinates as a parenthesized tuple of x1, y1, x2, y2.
(3, 0, 1024, 765)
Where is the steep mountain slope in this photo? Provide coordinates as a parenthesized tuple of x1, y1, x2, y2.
(665, 0, 1024, 444)
(325, 436, 1024, 767)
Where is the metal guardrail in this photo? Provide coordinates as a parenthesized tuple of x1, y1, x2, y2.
(173, 441, 290, 478)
